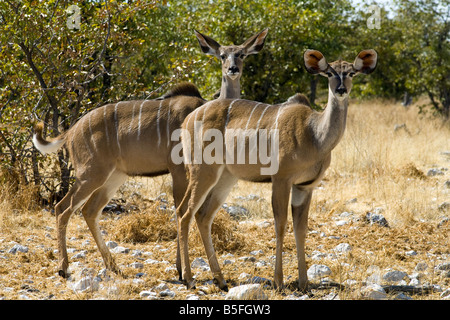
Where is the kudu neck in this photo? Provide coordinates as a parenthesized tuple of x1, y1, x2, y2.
(218, 76, 241, 99)
(313, 88, 349, 154)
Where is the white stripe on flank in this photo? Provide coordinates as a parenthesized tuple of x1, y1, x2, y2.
(272, 104, 285, 131)
(103, 105, 110, 144)
(156, 100, 163, 147)
(225, 99, 238, 129)
(166, 100, 171, 147)
(244, 102, 262, 130)
(114, 102, 122, 155)
(185, 106, 201, 132)
(129, 101, 137, 134)
(202, 101, 212, 122)
(88, 110, 97, 152)
(255, 104, 272, 131)
(137, 100, 146, 140)
(82, 115, 93, 156)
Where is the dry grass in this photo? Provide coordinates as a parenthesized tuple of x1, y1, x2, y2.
(0, 99, 449, 300)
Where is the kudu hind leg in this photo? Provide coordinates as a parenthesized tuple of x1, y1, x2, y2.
(177, 165, 224, 289)
(55, 180, 96, 278)
(81, 171, 127, 276)
(169, 165, 189, 281)
(195, 170, 238, 291)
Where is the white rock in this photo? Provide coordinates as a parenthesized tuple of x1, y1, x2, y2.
(159, 289, 176, 298)
(335, 220, 348, 226)
(415, 262, 428, 271)
(139, 290, 158, 299)
(144, 258, 160, 264)
(365, 212, 389, 227)
(105, 241, 118, 249)
(186, 294, 200, 300)
(223, 259, 234, 265)
(335, 243, 352, 253)
(110, 246, 129, 254)
(436, 262, 450, 272)
(191, 257, 210, 271)
(71, 276, 100, 292)
(256, 220, 272, 228)
(225, 284, 267, 300)
(311, 251, 326, 260)
(394, 293, 413, 300)
(405, 250, 417, 256)
(71, 251, 87, 260)
(382, 270, 408, 282)
(238, 272, 251, 281)
(154, 282, 169, 292)
(130, 262, 144, 269)
(344, 279, 358, 287)
(250, 249, 264, 256)
(361, 283, 387, 300)
(307, 264, 332, 279)
(8, 244, 28, 254)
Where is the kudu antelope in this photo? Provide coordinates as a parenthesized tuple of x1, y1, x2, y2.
(177, 49, 377, 290)
(32, 29, 268, 279)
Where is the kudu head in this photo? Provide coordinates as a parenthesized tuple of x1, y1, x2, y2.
(194, 28, 268, 82)
(304, 49, 378, 101)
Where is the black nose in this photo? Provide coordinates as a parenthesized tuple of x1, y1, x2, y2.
(336, 87, 347, 95)
(229, 66, 239, 74)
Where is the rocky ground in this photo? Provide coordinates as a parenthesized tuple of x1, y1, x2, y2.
(0, 186, 449, 300)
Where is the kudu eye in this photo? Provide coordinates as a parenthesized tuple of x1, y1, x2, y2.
(220, 54, 226, 60)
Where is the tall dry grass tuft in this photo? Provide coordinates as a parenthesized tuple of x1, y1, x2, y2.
(0, 168, 40, 212)
(112, 202, 249, 254)
(320, 99, 449, 227)
(113, 202, 178, 243)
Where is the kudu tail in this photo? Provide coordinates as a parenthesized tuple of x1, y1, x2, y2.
(32, 122, 66, 155)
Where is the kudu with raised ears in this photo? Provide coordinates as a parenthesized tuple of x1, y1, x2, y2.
(176, 49, 377, 291)
(32, 29, 268, 279)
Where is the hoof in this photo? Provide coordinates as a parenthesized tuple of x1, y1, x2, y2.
(58, 270, 69, 278)
(213, 278, 228, 292)
(185, 280, 196, 290)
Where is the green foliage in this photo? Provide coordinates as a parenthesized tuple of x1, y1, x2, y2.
(0, 0, 448, 202)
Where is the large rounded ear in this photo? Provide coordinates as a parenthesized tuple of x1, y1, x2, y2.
(242, 28, 269, 55)
(194, 30, 221, 57)
(304, 49, 329, 75)
(353, 49, 378, 74)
